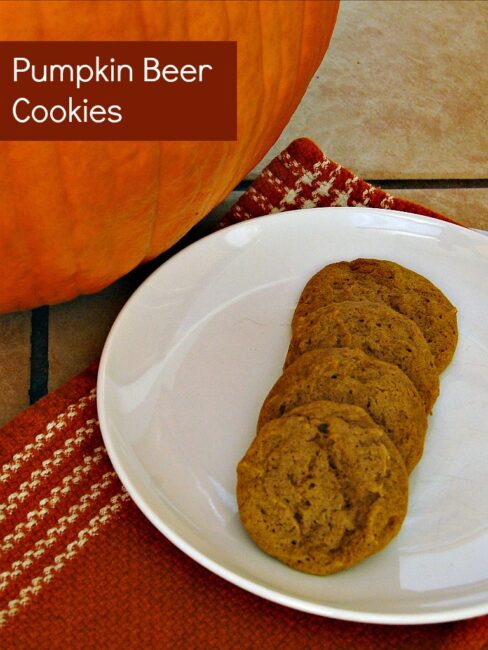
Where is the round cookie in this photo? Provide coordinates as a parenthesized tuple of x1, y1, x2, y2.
(258, 348, 427, 473)
(291, 258, 458, 372)
(237, 400, 409, 576)
(285, 300, 440, 413)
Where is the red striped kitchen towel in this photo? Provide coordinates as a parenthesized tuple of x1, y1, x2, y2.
(1, 138, 485, 649)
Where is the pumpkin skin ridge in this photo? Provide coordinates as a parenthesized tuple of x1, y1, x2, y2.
(124, 4, 232, 262)
(54, 141, 81, 303)
(135, 0, 149, 41)
(4, 141, 81, 309)
(119, 2, 160, 272)
(144, 141, 163, 263)
(0, 0, 340, 313)
(2, 144, 37, 311)
(252, 1, 298, 170)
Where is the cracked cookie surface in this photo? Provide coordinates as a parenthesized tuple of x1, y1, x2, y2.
(291, 258, 458, 372)
(286, 300, 439, 413)
(258, 348, 427, 473)
(237, 401, 408, 575)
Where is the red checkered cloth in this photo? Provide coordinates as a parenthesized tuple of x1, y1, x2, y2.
(219, 138, 458, 228)
(1, 139, 484, 649)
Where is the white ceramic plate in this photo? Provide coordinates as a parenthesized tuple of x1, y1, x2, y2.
(97, 207, 488, 625)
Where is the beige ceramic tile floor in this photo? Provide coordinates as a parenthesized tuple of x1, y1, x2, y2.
(1, 0, 487, 426)
(260, 0, 488, 179)
(0, 312, 31, 424)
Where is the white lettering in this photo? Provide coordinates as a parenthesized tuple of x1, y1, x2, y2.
(31, 103, 49, 123)
(67, 97, 83, 122)
(107, 104, 123, 123)
(49, 104, 67, 124)
(197, 64, 212, 81)
(144, 57, 160, 82)
(179, 64, 197, 83)
(75, 63, 94, 88)
(13, 57, 30, 82)
(11, 96, 124, 124)
(12, 96, 30, 122)
(161, 64, 179, 83)
(44, 64, 73, 84)
(143, 58, 213, 83)
(12, 57, 133, 87)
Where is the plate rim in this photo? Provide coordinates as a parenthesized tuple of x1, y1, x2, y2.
(97, 206, 488, 626)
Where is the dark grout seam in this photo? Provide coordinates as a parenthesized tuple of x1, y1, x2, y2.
(29, 306, 50, 404)
(235, 179, 488, 192)
(234, 180, 252, 191)
(366, 179, 488, 190)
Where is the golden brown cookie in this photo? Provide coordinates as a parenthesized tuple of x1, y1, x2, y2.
(237, 400, 409, 576)
(286, 300, 439, 413)
(258, 348, 427, 473)
(291, 258, 458, 372)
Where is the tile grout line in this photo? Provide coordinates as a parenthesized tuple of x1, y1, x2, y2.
(29, 306, 50, 404)
(365, 179, 488, 190)
(236, 179, 488, 191)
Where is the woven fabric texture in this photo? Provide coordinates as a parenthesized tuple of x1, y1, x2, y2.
(219, 137, 459, 228)
(1, 138, 485, 649)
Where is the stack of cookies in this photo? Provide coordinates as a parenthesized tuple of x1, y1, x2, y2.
(237, 258, 458, 576)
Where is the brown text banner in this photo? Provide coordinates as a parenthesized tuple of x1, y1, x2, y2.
(0, 41, 237, 141)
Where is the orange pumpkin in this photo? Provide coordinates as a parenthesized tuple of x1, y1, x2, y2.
(0, 0, 339, 313)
